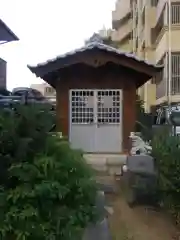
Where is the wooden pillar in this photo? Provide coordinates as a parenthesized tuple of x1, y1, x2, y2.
(56, 80, 69, 137)
(122, 83, 136, 153)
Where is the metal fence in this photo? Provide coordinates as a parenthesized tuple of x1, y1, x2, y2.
(0, 95, 57, 132)
(0, 95, 56, 105)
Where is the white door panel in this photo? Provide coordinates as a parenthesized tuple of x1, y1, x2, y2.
(70, 90, 96, 152)
(95, 90, 122, 153)
(95, 124, 121, 152)
(69, 89, 122, 153)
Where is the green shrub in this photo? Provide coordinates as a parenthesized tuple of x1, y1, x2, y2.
(151, 129, 180, 224)
(0, 105, 98, 239)
(135, 95, 153, 141)
(0, 105, 54, 188)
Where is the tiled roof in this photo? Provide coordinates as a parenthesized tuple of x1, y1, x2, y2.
(28, 37, 163, 70)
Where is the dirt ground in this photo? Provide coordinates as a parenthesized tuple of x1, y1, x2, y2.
(95, 172, 180, 239)
(108, 193, 180, 240)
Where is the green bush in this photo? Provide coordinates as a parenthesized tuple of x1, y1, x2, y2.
(0, 105, 54, 188)
(135, 95, 153, 141)
(151, 129, 180, 224)
(0, 105, 98, 239)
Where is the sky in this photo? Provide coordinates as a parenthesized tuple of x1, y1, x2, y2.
(0, 0, 116, 90)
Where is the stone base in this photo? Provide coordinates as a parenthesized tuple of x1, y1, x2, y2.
(84, 154, 127, 176)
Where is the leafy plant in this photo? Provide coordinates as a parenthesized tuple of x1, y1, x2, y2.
(151, 129, 180, 225)
(0, 105, 54, 188)
(0, 105, 98, 239)
(135, 95, 153, 141)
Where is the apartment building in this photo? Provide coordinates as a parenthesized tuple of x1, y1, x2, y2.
(152, 0, 180, 106)
(98, 27, 113, 39)
(111, 0, 133, 52)
(0, 19, 19, 89)
(0, 58, 6, 89)
(112, 0, 180, 112)
(30, 82, 56, 102)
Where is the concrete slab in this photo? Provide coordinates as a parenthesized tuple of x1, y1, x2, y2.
(83, 190, 112, 240)
(84, 154, 127, 173)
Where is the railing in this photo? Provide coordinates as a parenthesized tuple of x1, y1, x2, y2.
(0, 95, 56, 105)
(0, 95, 57, 132)
(156, 53, 180, 99)
(152, 4, 180, 45)
(156, 76, 180, 99)
(172, 4, 180, 24)
(171, 76, 180, 95)
(171, 53, 180, 95)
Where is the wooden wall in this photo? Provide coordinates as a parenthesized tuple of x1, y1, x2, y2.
(56, 64, 136, 153)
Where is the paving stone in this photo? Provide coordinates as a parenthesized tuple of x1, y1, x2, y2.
(97, 183, 118, 194)
(83, 190, 112, 239)
(83, 218, 112, 240)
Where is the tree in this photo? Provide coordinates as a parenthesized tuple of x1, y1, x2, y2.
(0, 105, 98, 239)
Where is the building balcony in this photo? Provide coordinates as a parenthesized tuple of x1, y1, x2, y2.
(156, 78, 180, 105)
(111, 18, 132, 43)
(156, 0, 180, 26)
(156, 52, 180, 105)
(156, 0, 166, 25)
(155, 27, 180, 64)
(112, 0, 131, 29)
(151, 7, 165, 45)
(152, 3, 180, 46)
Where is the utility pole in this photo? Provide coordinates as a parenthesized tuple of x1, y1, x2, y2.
(168, 0, 172, 106)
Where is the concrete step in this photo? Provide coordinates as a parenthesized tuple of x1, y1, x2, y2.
(84, 154, 127, 175)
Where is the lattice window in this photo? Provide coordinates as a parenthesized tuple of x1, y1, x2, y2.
(71, 90, 94, 124)
(97, 90, 120, 124)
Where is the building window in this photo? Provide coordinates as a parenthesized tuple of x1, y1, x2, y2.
(171, 4, 180, 24)
(156, 52, 180, 98)
(171, 52, 180, 95)
(45, 87, 55, 94)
